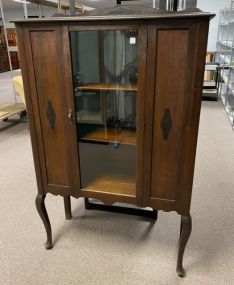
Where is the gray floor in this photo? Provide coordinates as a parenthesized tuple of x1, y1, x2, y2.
(0, 70, 23, 104)
(0, 71, 16, 103)
(0, 72, 234, 284)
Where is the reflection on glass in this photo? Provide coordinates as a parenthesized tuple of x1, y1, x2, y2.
(70, 30, 138, 196)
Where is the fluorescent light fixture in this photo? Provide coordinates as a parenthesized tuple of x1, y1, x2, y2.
(13, 0, 30, 4)
(83, 6, 95, 11)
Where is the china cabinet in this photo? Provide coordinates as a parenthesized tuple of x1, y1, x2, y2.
(14, 5, 213, 277)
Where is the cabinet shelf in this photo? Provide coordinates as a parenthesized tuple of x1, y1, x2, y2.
(80, 127, 136, 145)
(82, 175, 136, 196)
(75, 83, 137, 92)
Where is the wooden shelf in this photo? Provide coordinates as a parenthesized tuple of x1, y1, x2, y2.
(80, 127, 136, 145)
(75, 83, 137, 92)
(83, 175, 136, 196)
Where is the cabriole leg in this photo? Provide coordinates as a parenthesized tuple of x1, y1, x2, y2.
(176, 214, 192, 277)
(64, 196, 72, 220)
(35, 194, 52, 250)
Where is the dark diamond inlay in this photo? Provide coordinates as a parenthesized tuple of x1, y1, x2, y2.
(46, 100, 56, 129)
(160, 108, 172, 140)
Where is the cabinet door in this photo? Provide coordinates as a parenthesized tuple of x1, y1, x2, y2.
(20, 25, 80, 196)
(69, 24, 147, 205)
(143, 20, 209, 214)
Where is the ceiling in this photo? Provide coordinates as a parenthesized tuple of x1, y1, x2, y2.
(1, 0, 197, 11)
(1, 0, 156, 10)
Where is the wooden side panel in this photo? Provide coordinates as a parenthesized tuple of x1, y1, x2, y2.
(176, 20, 210, 214)
(143, 19, 210, 214)
(30, 30, 68, 186)
(151, 29, 189, 201)
(16, 24, 44, 195)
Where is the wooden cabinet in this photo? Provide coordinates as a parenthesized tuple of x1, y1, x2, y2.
(14, 6, 213, 277)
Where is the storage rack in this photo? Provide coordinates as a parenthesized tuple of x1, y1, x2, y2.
(0, 0, 83, 103)
(217, 0, 234, 129)
(0, 24, 9, 73)
(203, 62, 220, 101)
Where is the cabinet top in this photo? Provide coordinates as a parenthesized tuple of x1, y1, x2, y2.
(13, 5, 214, 24)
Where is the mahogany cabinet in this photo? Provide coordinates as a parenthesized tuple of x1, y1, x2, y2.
(14, 6, 213, 277)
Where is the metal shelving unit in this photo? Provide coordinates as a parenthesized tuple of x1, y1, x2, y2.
(203, 62, 220, 101)
(0, 0, 84, 122)
(0, 0, 83, 103)
(217, 0, 234, 129)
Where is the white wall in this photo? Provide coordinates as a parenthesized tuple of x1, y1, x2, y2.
(197, 0, 231, 51)
(1, 3, 58, 23)
(1, 0, 231, 52)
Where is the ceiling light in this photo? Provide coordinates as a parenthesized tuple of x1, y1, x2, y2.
(83, 6, 95, 11)
(13, 0, 30, 4)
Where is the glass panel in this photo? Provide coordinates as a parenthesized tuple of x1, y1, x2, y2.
(70, 30, 138, 196)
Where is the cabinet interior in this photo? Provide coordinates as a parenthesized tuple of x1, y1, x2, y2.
(70, 29, 138, 196)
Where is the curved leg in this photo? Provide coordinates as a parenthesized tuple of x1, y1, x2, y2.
(64, 196, 72, 220)
(35, 194, 53, 250)
(176, 214, 192, 277)
(179, 220, 182, 238)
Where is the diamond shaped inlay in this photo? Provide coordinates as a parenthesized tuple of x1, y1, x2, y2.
(46, 100, 56, 129)
(160, 108, 172, 140)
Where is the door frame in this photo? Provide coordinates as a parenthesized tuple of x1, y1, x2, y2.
(66, 22, 148, 205)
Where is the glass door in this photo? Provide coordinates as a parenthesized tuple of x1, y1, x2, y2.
(70, 29, 139, 197)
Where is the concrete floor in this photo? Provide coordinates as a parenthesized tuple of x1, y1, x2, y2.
(0, 71, 22, 104)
